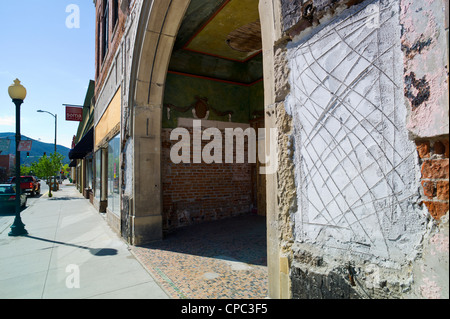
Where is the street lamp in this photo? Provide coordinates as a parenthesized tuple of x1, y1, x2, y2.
(36, 110, 57, 154)
(37, 110, 57, 193)
(8, 79, 28, 237)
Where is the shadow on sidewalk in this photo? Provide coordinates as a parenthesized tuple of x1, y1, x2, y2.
(25, 235, 118, 256)
(136, 214, 267, 266)
(47, 197, 83, 201)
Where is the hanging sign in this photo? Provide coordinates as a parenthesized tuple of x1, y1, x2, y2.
(66, 106, 83, 122)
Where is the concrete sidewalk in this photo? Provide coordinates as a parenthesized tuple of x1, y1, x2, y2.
(0, 183, 169, 299)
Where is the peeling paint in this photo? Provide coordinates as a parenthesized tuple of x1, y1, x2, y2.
(401, 0, 449, 138)
(402, 37, 433, 59)
(429, 233, 449, 255)
(404, 72, 431, 108)
(420, 277, 442, 299)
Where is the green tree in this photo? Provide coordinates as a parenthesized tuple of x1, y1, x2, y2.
(61, 163, 70, 176)
(30, 161, 42, 178)
(20, 165, 32, 175)
(49, 152, 65, 175)
(35, 152, 65, 197)
(37, 155, 53, 196)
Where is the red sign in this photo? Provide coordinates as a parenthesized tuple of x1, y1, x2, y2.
(18, 140, 32, 152)
(66, 106, 83, 122)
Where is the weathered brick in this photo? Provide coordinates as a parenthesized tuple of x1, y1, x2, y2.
(436, 181, 449, 201)
(424, 201, 449, 220)
(422, 180, 436, 198)
(433, 141, 445, 156)
(421, 159, 449, 179)
(161, 127, 255, 231)
(442, 139, 449, 158)
(416, 140, 430, 159)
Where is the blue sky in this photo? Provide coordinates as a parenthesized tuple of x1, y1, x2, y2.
(0, 0, 95, 148)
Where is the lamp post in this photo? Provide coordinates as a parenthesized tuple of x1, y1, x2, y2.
(36, 110, 57, 154)
(8, 79, 28, 237)
(37, 110, 57, 192)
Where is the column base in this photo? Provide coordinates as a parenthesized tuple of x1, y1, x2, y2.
(131, 215, 163, 245)
(9, 221, 28, 237)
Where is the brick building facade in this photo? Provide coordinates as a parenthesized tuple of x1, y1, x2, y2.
(0, 154, 15, 183)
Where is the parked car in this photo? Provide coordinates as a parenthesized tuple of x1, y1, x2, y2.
(0, 184, 27, 213)
(10, 176, 41, 197)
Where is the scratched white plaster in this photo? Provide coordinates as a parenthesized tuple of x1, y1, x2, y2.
(285, 0, 427, 266)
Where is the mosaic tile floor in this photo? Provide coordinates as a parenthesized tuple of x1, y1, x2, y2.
(131, 214, 268, 299)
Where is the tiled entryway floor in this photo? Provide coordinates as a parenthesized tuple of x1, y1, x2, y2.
(131, 214, 268, 299)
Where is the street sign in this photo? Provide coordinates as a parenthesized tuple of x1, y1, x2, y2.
(18, 140, 32, 152)
(66, 106, 83, 122)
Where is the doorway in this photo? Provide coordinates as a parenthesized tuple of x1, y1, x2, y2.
(161, 0, 266, 234)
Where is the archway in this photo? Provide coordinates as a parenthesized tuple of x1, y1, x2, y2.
(161, 0, 266, 233)
(128, 0, 192, 244)
(128, 0, 280, 298)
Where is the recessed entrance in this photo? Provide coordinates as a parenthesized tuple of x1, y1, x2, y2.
(161, 0, 266, 234)
(129, 0, 268, 298)
(132, 214, 267, 298)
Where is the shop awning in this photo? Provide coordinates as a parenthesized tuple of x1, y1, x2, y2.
(69, 128, 93, 160)
(69, 160, 77, 168)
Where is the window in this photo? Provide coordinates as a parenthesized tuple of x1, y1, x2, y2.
(102, 1, 109, 60)
(112, 0, 119, 30)
(95, 150, 102, 201)
(0, 186, 14, 194)
(107, 135, 120, 216)
(96, 20, 101, 77)
(86, 156, 93, 190)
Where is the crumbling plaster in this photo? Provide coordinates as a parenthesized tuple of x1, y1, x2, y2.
(412, 213, 449, 298)
(102, 0, 447, 298)
(275, 0, 447, 298)
(285, 0, 427, 267)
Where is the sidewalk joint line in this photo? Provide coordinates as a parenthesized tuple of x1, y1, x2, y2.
(39, 200, 63, 299)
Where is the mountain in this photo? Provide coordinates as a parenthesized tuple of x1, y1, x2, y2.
(0, 133, 71, 166)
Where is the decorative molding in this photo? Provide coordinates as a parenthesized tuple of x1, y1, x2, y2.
(165, 96, 234, 122)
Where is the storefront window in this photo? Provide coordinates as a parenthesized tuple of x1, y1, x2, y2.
(95, 150, 101, 201)
(108, 135, 120, 215)
(86, 156, 93, 190)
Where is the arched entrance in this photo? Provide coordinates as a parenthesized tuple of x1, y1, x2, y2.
(128, 0, 192, 244)
(128, 0, 282, 298)
(161, 0, 266, 233)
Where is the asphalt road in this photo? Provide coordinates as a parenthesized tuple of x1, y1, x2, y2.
(0, 182, 50, 235)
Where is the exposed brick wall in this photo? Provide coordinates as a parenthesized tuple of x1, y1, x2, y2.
(416, 137, 449, 220)
(161, 128, 254, 233)
(0, 155, 14, 183)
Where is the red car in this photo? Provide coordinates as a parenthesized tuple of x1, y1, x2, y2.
(10, 176, 41, 197)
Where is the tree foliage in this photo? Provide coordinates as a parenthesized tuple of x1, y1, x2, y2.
(21, 153, 63, 177)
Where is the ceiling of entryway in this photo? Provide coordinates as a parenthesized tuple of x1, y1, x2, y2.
(184, 0, 261, 62)
(169, 0, 263, 84)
